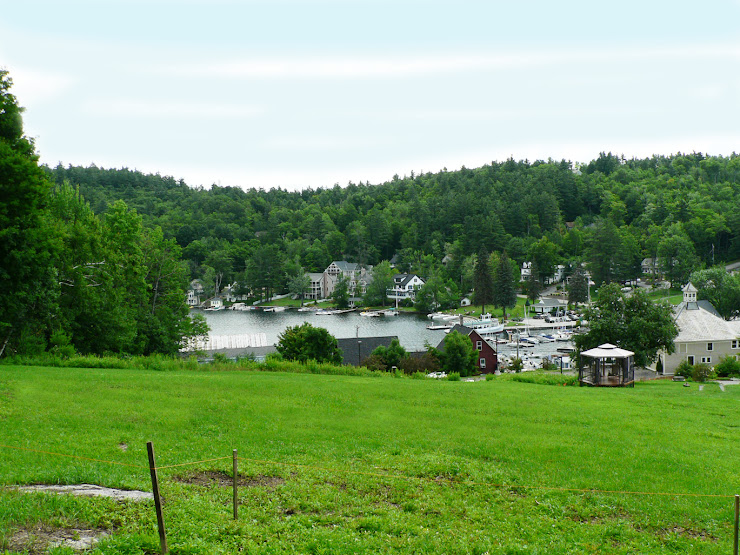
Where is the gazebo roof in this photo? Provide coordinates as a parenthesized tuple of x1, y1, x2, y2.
(581, 343, 634, 359)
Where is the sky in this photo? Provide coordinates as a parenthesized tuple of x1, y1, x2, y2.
(2, 0, 739, 191)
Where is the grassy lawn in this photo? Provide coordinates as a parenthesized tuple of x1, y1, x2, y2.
(1, 365, 739, 553)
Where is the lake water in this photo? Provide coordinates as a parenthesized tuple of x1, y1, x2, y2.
(198, 309, 574, 361)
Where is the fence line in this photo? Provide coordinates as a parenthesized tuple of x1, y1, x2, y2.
(1, 441, 735, 500)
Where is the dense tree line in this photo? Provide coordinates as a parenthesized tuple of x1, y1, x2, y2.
(45, 151, 740, 306)
(0, 71, 206, 358)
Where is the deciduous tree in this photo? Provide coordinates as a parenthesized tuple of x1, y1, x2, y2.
(276, 323, 342, 364)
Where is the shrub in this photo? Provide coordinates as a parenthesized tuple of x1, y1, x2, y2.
(512, 372, 579, 386)
(485, 373, 495, 381)
(447, 372, 461, 381)
(691, 363, 716, 383)
(674, 360, 693, 379)
(714, 355, 740, 378)
(509, 358, 524, 373)
(655, 357, 663, 374)
(411, 371, 427, 380)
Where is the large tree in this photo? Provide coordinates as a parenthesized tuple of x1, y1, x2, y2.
(574, 283, 678, 367)
(276, 323, 342, 364)
(0, 70, 56, 356)
(363, 260, 394, 306)
(439, 331, 477, 377)
(690, 267, 740, 321)
(568, 265, 589, 305)
(492, 251, 517, 320)
(473, 248, 494, 313)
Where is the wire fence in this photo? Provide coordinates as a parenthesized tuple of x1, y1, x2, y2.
(2, 441, 739, 554)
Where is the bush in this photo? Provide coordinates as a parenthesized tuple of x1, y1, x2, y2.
(411, 371, 427, 380)
(674, 360, 693, 379)
(485, 373, 495, 381)
(691, 363, 716, 383)
(509, 358, 524, 373)
(512, 372, 579, 386)
(447, 372, 461, 381)
(714, 355, 740, 378)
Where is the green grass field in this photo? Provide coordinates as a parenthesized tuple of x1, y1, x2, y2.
(1, 365, 739, 553)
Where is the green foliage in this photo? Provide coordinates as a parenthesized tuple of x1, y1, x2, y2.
(674, 360, 693, 379)
(332, 275, 351, 308)
(440, 331, 476, 377)
(509, 357, 524, 373)
(472, 248, 494, 313)
(691, 363, 716, 383)
(370, 338, 407, 371)
(447, 372, 461, 381)
(276, 323, 342, 364)
(575, 283, 678, 367)
(714, 355, 740, 378)
(511, 372, 579, 386)
(492, 251, 517, 320)
(568, 265, 589, 305)
(363, 260, 394, 306)
(690, 267, 740, 321)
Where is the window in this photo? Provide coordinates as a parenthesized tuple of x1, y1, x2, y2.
(480, 358, 486, 368)
(701, 356, 712, 364)
(707, 343, 713, 351)
(687, 356, 695, 365)
(679, 344, 686, 353)
(732, 340, 739, 349)
(476, 340, 482, 351)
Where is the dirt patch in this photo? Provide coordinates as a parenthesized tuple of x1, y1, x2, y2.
(8, 525, 108, 554)
(174, 470, 285, 488)
(13, 483, 152, 502)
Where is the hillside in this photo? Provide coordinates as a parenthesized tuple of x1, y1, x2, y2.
(1, 365, 739, 553)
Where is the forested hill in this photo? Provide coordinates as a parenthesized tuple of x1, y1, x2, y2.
(45, 152, 740, 292)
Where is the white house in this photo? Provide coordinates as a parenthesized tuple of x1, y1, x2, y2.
(186, 279, 205, 307)
(521, 262, 532, 279)
(388, 274, 425, 301)
(661, 283, 740, 374)
(322, 261, 372, 299)
(641, 257, 662, 276)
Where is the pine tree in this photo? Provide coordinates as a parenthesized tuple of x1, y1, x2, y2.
(492, 251, 517, 321)
(473, 248, 494, 314)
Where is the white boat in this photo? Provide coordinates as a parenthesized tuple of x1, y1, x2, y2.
(427, 323, 453, 330)
(553, 331, 573, 341)
(360, 311, 381, 317)
(380, 309, 399, 316)
(315, 309, 337, 315)
(539, 334, 556, 343)
(428, 313, 449, 320)
(463, 313, 505, 335)
(297, 307, 315, 312)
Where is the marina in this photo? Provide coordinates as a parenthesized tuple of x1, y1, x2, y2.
(196, 309, 578, 365)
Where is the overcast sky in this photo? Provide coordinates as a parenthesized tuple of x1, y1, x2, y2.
(2, 0, 739, 191)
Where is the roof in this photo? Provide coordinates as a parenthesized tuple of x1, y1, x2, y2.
(336, 336, 399, 366)
(330, 261, 359, 272)
(581, 343, 634, 358)
(682, 282, 698, 293)
(393, 273, 423, 287)
(674, 300, 740, 342)
(536, 297, 565, 307)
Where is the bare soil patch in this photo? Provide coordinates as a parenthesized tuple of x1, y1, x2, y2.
(8, 525, 108, 554)
(174, 470, 285, 488)
(14, 483, 152, 501)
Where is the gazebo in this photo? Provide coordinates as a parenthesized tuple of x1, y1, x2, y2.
(579, 343, 635, 387)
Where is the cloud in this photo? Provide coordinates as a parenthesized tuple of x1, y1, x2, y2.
(1, 66, 74, 105)
(82, 99, 264, 118)
(167, 43, 740, 80)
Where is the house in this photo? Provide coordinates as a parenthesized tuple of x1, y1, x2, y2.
(306, 273, 325, 300)
(322, 261, 371, 299)
(186, 279, 205, 307)
(531, 297, 567, 315)
(436, 324, 498, 374)
(460, 297, 472, 307)
(521, 262, 565, 285)
(201, 296, 223, 310)
(221, 282, 249, 303)
(388, 274, 425, 301)
(337, 336, 399, 366)
(641, 257, 662, 276)
(521, 262, 532, 279)
(660, 283, 740, 374)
